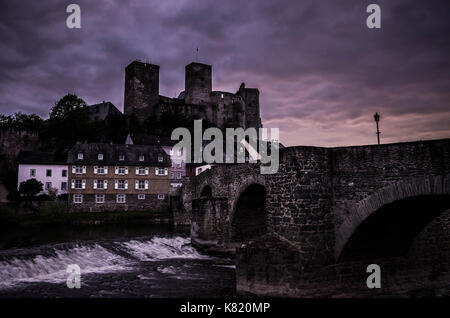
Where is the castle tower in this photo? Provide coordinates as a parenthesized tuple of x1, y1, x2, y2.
(124, 61, 160, 119)
(238, 83, 262, 129)
(185, 62, 212, 105)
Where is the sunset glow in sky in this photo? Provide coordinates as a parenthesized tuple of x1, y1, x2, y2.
(0, 0, 449, 146)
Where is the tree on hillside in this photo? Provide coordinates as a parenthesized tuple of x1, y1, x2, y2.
(0, 113, 43, 132)
(49, 94, 88, 120)
(18, 179, 43, 200)
(40, 94, 91, 152)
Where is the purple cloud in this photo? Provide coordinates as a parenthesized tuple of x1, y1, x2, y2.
(0, 0, 449, 146)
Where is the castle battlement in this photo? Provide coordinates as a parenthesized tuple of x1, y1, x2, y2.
(124, 61, 262, 130)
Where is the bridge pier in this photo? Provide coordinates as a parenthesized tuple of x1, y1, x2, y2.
(191, 196, 237, 255)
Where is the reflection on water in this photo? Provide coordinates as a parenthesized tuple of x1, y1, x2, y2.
(0, 223, 176, 250)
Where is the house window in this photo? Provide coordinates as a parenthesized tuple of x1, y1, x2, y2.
(177, 162, 182, 168)
(137, 167, 147, 175)
(96, 166, 106, 174)
(177, 149, 183, 156)
(95, 194, 105, 204)
(139, 154, 145, 162)
(119, 154, 125, 161)
(74, 166, 85, 174)
(46, 169, 52, 177)
(137, 180, 146, 190)
(158, 155, 163, 162)
(62, 169, 67, 177)
(116, 194, 126, 203)
(170, 172, 174, 179)
(77, 153, 83, 160)
(73, 194, 83, 203)
(30, 169, 36, 177)
(116, 166, 127, 175)
(138, 194, 145, 200)
(157, 194, 165, 200)
(74, 180, 83, 189)
(116, 180, 127, 189)
(155, 168, 168, 176)
(45, 182, 52, 190)
(177, 172, 181, 179)
(98, 153, 103, 160)
(61, 182, 67, 191)
(169, 149, 174, 156)
(96, 180, 106, 189)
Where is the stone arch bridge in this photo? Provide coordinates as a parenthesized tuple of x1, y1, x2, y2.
(181, 139, 450, 296)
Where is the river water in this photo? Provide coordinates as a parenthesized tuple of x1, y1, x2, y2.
(0, 225, 236, 298)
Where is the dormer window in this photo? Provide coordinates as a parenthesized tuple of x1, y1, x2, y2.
(158, 155, 163, 162)
(139, 154, 145, 162)
(77, 153, 83, 160)
(98, 153, 103, 160)
(119, 154, 125, 161)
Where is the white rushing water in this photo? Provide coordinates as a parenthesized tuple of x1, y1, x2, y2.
(122, 236, 211, 261)
(0, 236, 210, 289)
(0, 244, 129, 288)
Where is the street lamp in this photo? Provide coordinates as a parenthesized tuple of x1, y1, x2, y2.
(374, 112, 381, 145)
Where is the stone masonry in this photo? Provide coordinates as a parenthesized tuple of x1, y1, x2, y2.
(123, 61, 262, 130)
(182, 138, 450, 296)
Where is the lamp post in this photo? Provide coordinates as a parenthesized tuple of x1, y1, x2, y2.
(374, 112, 381, 145)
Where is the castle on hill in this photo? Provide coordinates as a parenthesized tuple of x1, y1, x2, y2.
(124, 61, 262, 130)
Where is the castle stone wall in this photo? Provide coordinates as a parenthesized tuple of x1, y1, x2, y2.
(123, 60, 262, 130)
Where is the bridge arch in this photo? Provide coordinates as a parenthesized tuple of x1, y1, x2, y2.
(231, 183, 267, 242)
(200, 185, 212, 197)
(335, 175, 450, 260)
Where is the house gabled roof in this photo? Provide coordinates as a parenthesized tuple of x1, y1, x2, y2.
(67, 142, 171, 167)
(18, 151, 67, 165)
(88, 101, 122, 121)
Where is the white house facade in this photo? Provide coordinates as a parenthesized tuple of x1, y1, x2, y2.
(17, 151, 68, 195)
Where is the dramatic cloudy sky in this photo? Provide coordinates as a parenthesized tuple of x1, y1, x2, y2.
(0, 0, 449, 146)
